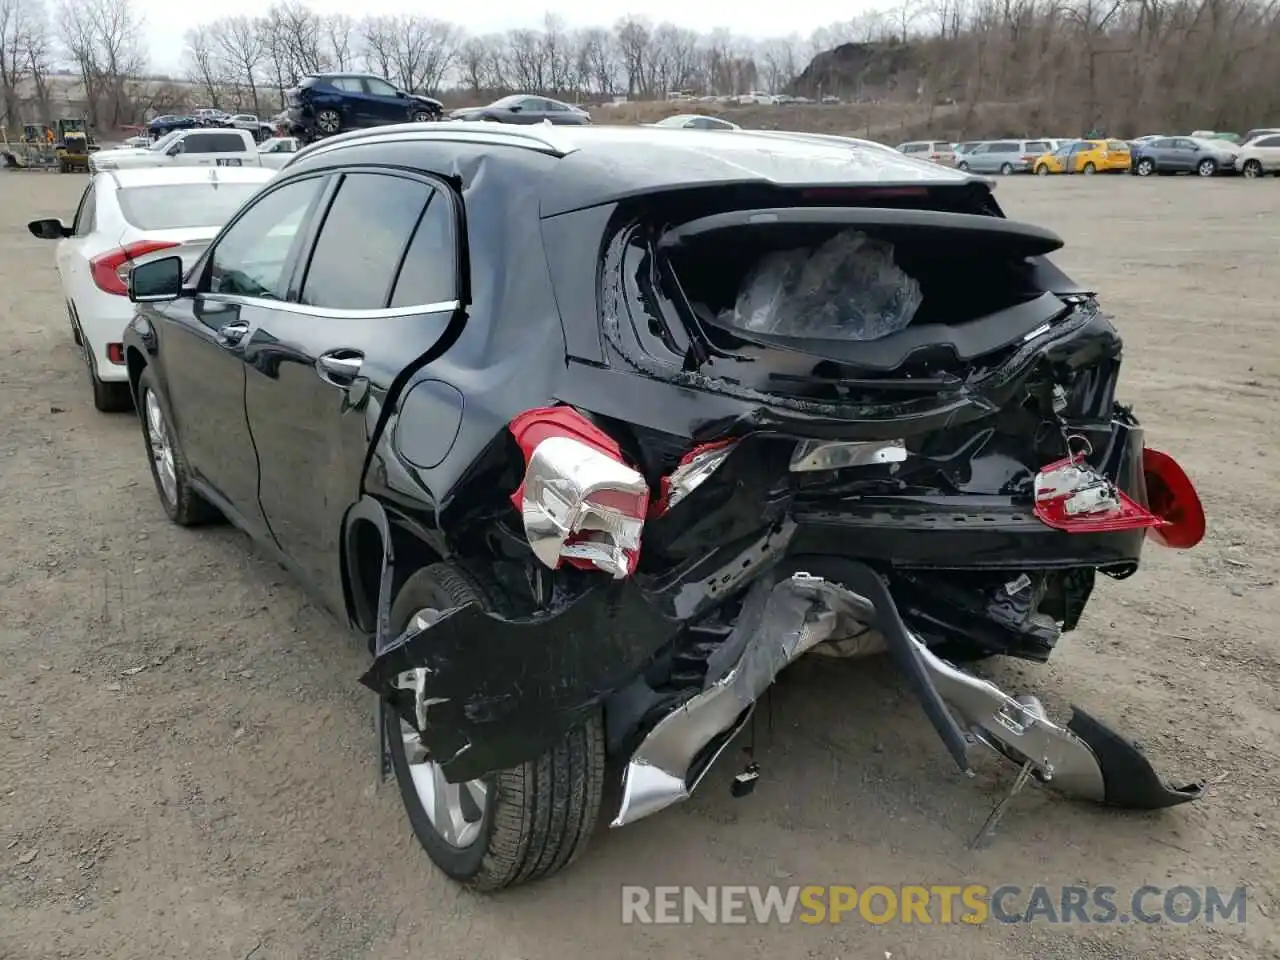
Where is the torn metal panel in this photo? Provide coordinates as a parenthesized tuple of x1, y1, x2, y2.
(358, 580, 680, 783)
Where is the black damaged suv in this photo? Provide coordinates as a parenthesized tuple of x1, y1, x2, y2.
(121, 124, 1205, 891)
(285, 72, 444, 141)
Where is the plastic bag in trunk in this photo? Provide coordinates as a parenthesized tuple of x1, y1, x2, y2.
(725, 229, 923, 340)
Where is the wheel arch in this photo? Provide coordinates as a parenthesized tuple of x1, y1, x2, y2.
(125, 344, 147, 400)
(342, 495, 445, 641)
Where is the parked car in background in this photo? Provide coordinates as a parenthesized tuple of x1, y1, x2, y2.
(955, 139, 1052, 174)
(1235, 133, 1280, 178)
(1033, 139, 1130, 175)
(1190, 130, 1242, 145)
(895, 140, 956, 165)
(286, 72, 444, 141)
(735, 91, 775, 104)
(649, 114, 741, 130)
(258, 136, 301, 169)
(1242, 127, 1280, 144)
(1130, 136, 1238, 177)
(26, 165, 276, 411)
(952, 141, 982, 159)
(147, 115, 199, 138)
(91, 128, 262, 173)
(228, 114, 276, 142)
(448, 95, 591, 125)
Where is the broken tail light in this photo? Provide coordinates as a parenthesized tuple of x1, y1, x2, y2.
(509, 406, 649, 579)
(656, 440, 738, 514)
(1033, 454, 1166, 534)
(90, 240, 180, 296)
(1141, 448, 1205, 549)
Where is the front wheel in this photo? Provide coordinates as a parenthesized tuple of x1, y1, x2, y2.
(385, 563, 605, 891)
(1197, 158, 1217, 177)
(1135, 158, 1155, 176)
(410, 110, 434, 123)
(1242, 159, 1262, 179)
(1082, 162, 1096, 175)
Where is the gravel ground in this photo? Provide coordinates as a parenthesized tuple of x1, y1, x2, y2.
(1, 170, 1277, 960)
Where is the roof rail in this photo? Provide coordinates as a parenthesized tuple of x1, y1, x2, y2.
(286, 121, 578, 169)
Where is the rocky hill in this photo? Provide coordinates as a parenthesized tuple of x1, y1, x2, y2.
(789, 41, 922, 102)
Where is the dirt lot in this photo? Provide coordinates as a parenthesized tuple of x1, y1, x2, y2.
(1, 170, 1277, 960)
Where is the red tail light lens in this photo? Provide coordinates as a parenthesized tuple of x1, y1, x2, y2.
(1141, 448, 1205, 549)
(1032, 455, 1164, 534)
(509, 406, 649, 579)
(89, 240, 180, 296)
(656, 440, 737, 514)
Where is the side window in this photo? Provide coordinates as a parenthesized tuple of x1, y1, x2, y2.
(72, 182, 97, 236)
(1107, 140, 1127, 151)
(1173, 138, 1195, 150)
(1025, 141, 1049, 153)
(207, 178, 324, 299)
(207, 133, 245, 153)
(298, 173, 432, 310)
(363, 77, 398, 97)
(332, 77, 364, 93)
(1258, 136, 1280, 148)
(1154, 138, 1175, 149)
(544, 100, 568, 112)
(969, 144, 988, 154)
(183, 134, 212, 153)
(389, 191, 458, 308)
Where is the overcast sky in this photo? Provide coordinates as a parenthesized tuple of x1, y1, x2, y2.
(142, 0, 866, 74)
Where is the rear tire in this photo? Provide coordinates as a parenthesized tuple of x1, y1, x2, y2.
(1197, 158, 1217, 177)
(999, 162, 1014, 175)
(91, 372, 132, 413)
(385, 563, 605, 891)
(136, 366, 221, 526)
(956, 161, 969, 171)
(315, 109, 341, 136)
(1035, 164, 1049, 175)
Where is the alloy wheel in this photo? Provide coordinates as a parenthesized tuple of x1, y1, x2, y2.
(1036, 165, 1048, 176)
(1137, 160, 1154, 176)
(144, 389, 177, 506)
(395, 608, 490, 849)
(1242, 160, 1261, 179)
(1000, 163, 1013, 175)
(1197, 159, 1215, 177)
(411, 111, 432, 123)
(316, 110, 340, 134)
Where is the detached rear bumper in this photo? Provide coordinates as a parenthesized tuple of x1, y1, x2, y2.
(614, 561, 1203, 826)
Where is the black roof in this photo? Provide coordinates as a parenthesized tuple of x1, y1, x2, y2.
(287, 122, 983, 218)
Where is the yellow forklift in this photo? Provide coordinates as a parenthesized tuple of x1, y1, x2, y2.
(54, 118, 97, 173)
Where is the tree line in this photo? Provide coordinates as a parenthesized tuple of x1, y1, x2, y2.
(2, 0, 1279, 136)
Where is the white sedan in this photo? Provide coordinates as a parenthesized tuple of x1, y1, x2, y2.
(27, 165, 277, 412)
(649, 114, 741, 130)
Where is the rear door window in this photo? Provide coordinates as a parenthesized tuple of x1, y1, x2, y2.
(389, 191, 458, 308)
(1106, 140, 1128, 151)
(989, 141, 1019, 153)
(1024, 141, 1049, 153)
(298, 173, 432, 310)
(331, 77, 364, 93)
(1257, 135, 1280, 148)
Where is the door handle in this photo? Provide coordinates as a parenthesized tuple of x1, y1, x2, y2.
(216, 321, 249, 347)
(315, 350, 364, 386)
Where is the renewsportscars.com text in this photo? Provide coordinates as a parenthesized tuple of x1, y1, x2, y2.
(620, 884, 1249, 925)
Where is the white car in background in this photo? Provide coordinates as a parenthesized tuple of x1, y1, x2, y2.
(648, 115, 741, 130)
(27, 166, 277, 412)
(1235, 132, 1280, 177)
(258, 136, 300, 168)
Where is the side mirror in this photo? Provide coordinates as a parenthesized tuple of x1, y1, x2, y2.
(28, 218, 70, 240)
(129, 255, 185, 303)
(167, 143, 183, 156)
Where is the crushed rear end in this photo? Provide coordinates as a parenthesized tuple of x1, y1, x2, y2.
(363, 179, 1207, 835)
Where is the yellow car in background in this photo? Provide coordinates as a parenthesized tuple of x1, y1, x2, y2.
(1033, 139, 1132, 175)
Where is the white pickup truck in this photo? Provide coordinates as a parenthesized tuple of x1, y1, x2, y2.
(91, 128, 262, 173)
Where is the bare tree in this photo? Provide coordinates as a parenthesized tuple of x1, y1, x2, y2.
(214, 16, 268, 114)
(184, 24, 226, 107)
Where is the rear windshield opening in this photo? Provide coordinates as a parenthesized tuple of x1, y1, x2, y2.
(118, 183, 262, 231)
(663, 215, 1050, 337)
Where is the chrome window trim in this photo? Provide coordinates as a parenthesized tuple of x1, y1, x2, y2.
(197, 293, 460, 319)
